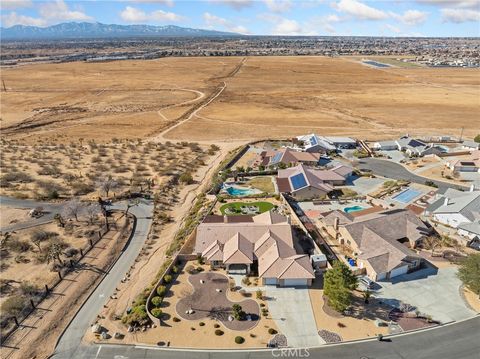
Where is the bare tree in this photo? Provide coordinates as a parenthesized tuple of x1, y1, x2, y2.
(85, 203, 101, 225)
(62, 198, 83, 222)
(424, 236, 441, 256)
(96, 176, 118, 197)
(125, 199, 140, 215)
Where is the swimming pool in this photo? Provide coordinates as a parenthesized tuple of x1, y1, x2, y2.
(392, 188, 422, 203)
(224, 185, 259, 196)
(344, 205, 365, 213)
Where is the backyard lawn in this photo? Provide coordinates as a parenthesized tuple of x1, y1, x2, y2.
(245, 177, 275, 194)
(220, 201, 274, 215)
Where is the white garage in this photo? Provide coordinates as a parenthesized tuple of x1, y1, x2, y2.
(390, 265, 409, 278)
(281, 279, 309, 287)
(264, 278, 277, 286)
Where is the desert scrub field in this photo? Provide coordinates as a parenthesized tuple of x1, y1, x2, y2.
(0, 139, 214, 200)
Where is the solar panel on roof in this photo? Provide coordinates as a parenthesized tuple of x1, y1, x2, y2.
(271, 152, 283, 164)
(310, 136, 318, 146)
(290, 173, 308, 190)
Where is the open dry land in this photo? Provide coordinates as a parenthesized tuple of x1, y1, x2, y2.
(1, 56, 478, 144)
(0, 140, 209, 200)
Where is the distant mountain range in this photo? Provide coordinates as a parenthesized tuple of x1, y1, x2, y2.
(0, 22, 241, 40)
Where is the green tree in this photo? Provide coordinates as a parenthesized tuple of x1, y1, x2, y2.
(324, 261, 357, 312)
(179, 172, 194, 185)
(457, 253, 480, 296)
(474, 134, 480, 143)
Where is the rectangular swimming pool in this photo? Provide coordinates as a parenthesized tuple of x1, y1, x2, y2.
(392, 188, 422, 203)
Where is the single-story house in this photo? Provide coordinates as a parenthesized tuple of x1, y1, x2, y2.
(295, 134, 356, 152)
(446, 151, 480, 173)
(425, 187, 480, 228)
(462, 140, 480, 151)
(457, 221, 480, 241)
(321, 209, 430, 281)
(195, 212, 315, 287)
(373, 140, 398, 151)
(259, 148, 320, 168)
(276, 164, 350, 200)
(396, 136, 444, 157)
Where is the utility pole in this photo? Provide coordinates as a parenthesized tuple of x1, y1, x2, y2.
(2, 80, 6, 92)
(459, 127, 464, 142)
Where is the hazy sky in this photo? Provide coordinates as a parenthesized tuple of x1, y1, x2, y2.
(1, 0, 479, 37)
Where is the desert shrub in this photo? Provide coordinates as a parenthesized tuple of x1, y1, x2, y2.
(1, 171, 33, 183)
(19, 282, 40, 296)
(123, 305, 149, 326)
(172, 317, 181, 322)
(268, 328, 278, 335)
(214, 323, 220, 328)
(64, 247, 79, 258)
(185, 264, 195, 274)
(37, 166, 62, 177)
(235, 336, 245, 344)
(31, 231, 58, 243)
(256, 290, 263, 300)
(199, 322, 205, 326)
(6, 238, 32, 252)
(151, 296, 163, 307)
(71, 181, 95, 195)
(179, 172, 194, 185)
(151, 308, 163, 318)
(163, 275, 172, 284)
(1, 295, 28, 316)
(196, 267, 204, 272)
(156, 285, 167, 297)
(172, 265, 179, 274)
(215, 329, 224, 336)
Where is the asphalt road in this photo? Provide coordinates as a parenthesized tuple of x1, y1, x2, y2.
(358, 158, 469, 193)
(59, 316, 480, 359)
(0, 195, 65, 231)
(52, 199, 154, 359)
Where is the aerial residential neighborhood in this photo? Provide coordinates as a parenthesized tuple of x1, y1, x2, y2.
(0, 2, 479, 359)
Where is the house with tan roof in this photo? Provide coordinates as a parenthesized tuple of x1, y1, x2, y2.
(258, 147, 320, 168)
(276, 164, 351, 200)
(195, 212, 315, 287)
(321, 209, 431, 281)
(446, 151, 480, 173)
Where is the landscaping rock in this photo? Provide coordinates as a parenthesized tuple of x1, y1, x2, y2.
(318, 330, 342, 343)
(269, 334, 287, 348)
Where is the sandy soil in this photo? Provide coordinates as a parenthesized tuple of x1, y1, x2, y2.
(2, 56, 478, 144)
(309, 285, 389, 341)
(0, 141, 204, 199)
(91, 264, 277, 348)
(463, 288, 480, 313)
(0, 206, 30, 227)
(0, 213, 133, 359)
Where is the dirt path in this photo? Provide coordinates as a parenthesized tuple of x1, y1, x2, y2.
(0, 215, 133, 359)
(156, 88, 205, 122)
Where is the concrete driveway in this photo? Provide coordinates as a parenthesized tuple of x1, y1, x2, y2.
(376, 267, 476, 324)
(266, 286, 324, 347)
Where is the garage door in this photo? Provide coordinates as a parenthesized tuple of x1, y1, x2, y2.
(264, 278, 277, 286)
(282, 279, 307, 287)
(228, 264, 247, 274)
(390, 265, 409, 278)
(376, 272, 387, 281)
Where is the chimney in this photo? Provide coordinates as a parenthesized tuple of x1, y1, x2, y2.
(470, 184, 475, 192)
(334, 216, 339, 231)
(444, 197, 450, 206)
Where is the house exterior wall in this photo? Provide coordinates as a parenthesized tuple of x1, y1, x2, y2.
(458, 228, 478, 240)
(433, 213, 470, 228)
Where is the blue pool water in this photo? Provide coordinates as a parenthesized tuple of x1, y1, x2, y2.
(344, 205, 365, 213)
(393, 188, 422, 203)
(225, 186, 257, 196)
(363, 60, 390, 68)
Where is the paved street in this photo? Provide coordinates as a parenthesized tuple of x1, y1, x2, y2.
(0, 195, 64, 231)
(377, 267, 476, 323)
(62, 316, 480, 359)
(358, 158, 468, 193)
(266, 286, 324, 347)
(53, 200, 153, 359)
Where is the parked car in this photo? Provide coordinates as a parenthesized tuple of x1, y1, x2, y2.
(358, 276, 375, 289)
